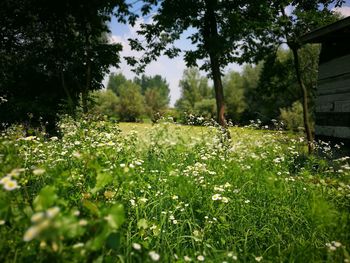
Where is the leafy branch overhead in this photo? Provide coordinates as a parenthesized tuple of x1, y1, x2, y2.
(126, 0, 278, 73)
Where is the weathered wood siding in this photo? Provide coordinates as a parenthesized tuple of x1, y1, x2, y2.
(315, 52, 350, 140)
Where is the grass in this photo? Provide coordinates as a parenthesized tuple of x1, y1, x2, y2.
(0, 117, 349, 262)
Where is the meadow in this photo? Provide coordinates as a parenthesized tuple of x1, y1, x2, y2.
(0, 117, 349, 262)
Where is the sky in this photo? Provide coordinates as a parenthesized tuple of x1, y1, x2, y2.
(105, 3, 350, 106)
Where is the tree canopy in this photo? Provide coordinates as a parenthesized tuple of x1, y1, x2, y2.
(127, 0, 276, 127)
(0, 0, 134, 132)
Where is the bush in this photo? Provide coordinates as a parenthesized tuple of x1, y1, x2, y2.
(91, 90, 120, 119)
(279, 101, 304, 131)
(194, 99, 216, 119)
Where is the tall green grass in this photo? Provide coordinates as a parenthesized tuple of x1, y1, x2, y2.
(0, 117, 349, 262)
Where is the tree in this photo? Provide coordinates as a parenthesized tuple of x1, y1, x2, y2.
(175, 68, 213, 115)
(134, 74, 170, 120)
(92, 90, 120, 118)
(134, 74, 170, 103)
(107, 72, 128, 96)
(127, 0, 275, 127)
(223, 71, 247, 123)
(257, 0, 344, 153)
(0, 0, 134, 132)
(256, 46, 320, 125)
(117, 82, 145, 122)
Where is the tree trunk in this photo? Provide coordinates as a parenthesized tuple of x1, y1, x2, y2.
(204, 0, 226, 127)
(291, 47, 314, 154)
(60, 71, 75, 115)
(209, 54, 226, 127)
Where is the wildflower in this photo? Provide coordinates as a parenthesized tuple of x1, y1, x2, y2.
(184, 256, 192, 261)
(104, 190, 115, 199)
(255, 256, 263, 262)
(8, 168, 24, 177)
(222, 197, 229, 203)
(139, 197, 148, 203)
(244, 199, 250, 204)
(40, 241, 47, 249)
(46, 207, 60, 218)
(149, 251, 160, 261)
(0, 220, 5, 225)
(106, 141, 115, 146)
(73, 210, 80, 216)
(72, 152, 82, 158)
(132, 243, 141, 251)
(23, 226, 40, 241)
(333, 241, 342, 247)
(72, 243, 84, 249)
(172, 195, 179, 200)
(23, 136, 36, 141)
(212, 194, 222, 201)
(3, 179, 19, 191)
(224, 182, 231, 188)
(0, 176, 11, 185)
(173, 220, 178, 224)
(197, 255, 205, 261)
(33, 168, 45, 176)
(52, 241, 59, 252)
(31, 212, 45, 223)
(78, 219, 88, 226)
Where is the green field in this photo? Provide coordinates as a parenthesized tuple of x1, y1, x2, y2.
(0, 118, 349, 262)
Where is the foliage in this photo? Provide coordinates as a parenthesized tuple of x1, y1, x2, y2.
(117, 82, 145, 122)
(175, 68, 213, 120)
(280, 101, 304, 131)
(0, 119, 349, 262)
(106, 72, 170, 122)
(127, 0, 276, 126)
(134, 74, 170, 121)
(223, 71, 247, 123)
(256, 45, 320, 124)
(134, 74, 170, 104)
(194, 99, 217, 119)
(91, 90, 120, 119)
(107, 72, 128, 96)
(252, 0, 344, 152)
(0, 0, 136, 132)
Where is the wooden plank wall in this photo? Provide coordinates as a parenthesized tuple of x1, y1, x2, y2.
(315, 53, 350, 140)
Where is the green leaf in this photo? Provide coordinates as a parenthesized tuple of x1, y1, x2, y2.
(106, 232, 121, 250)
(86, 227, 109, 251)
(105, 204, 124, 230)
(82, 200, 100, 216)
(91, 172, 113, 194)
(137, 218, 148, 230)
(33, 186, 57, 211)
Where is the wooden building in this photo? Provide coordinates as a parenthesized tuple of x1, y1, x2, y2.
(301, 17, 350, 145)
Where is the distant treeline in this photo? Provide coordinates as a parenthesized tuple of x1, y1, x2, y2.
(93, 45, 319, 131)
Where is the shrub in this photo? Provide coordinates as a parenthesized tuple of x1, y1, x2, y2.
(279, 101, 304, 131)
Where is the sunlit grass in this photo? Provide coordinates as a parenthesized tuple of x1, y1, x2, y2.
(0, 117, 349, 262)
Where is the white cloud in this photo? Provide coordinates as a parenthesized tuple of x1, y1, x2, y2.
(333, 6, 350, 17)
